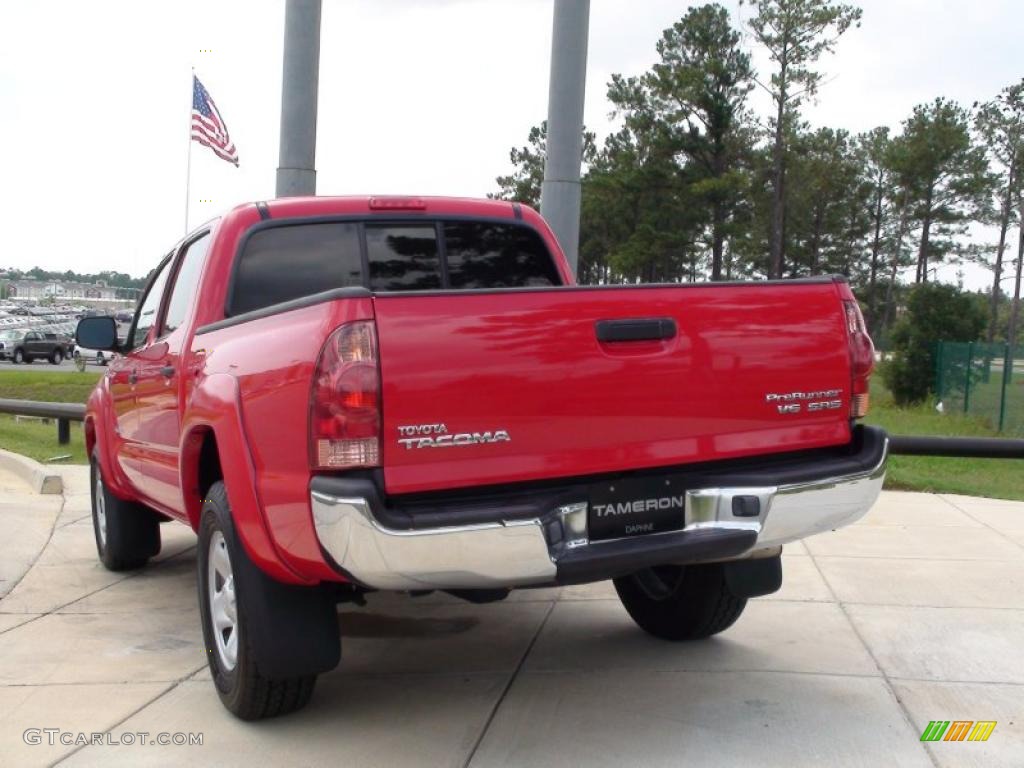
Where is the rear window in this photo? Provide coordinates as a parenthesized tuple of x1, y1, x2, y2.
(228, 217, 561, 314)
(444, 222, 560, 288)
(366, 224, 442, 291)
(230, 222, 362, 315)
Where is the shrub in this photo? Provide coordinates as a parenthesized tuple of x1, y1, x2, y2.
(882, 283, 986, 405)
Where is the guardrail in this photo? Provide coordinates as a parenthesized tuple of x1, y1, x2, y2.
(0, 399, 85, 445)
(888, 435, 1024, 459)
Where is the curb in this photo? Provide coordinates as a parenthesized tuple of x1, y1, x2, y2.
(0, 448, 63, 495)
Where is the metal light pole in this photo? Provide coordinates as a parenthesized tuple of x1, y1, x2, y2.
(276, 0, 322, 197)
(540, 0, 590, 278)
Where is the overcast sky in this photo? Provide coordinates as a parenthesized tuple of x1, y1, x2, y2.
(1, 0, 1020, 289)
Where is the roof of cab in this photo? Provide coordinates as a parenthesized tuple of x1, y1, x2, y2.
(257, 195, 529, 220)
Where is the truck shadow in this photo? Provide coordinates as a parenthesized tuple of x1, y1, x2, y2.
(338, 612, 479, 638)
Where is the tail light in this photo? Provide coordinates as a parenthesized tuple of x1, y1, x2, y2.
(843, 300, 874, 419)
(309, 321, 381, 469)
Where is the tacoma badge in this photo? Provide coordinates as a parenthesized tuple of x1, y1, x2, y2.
(397, 423, 511, 449)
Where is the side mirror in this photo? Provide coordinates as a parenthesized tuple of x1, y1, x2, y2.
(76, 316, 120, 352)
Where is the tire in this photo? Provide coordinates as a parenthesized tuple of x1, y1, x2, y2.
(90, 452, 161, 571)
(13, 349, 24, 364)
(97, 353, 107, 366)
(50, 349, 63, 364)
(197, 481, 339, 720)
(613, 563, 748, 641)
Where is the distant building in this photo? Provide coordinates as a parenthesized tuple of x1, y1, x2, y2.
(5, 279, 135, 302)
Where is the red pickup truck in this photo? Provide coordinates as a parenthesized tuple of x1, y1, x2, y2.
(76, 196, 885, 720)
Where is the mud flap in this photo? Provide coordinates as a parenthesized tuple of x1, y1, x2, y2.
(213, 489, 341, 679)
(722, 555, 783, 598)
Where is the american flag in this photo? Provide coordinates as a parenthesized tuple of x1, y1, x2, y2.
(191, 75, 238, 166)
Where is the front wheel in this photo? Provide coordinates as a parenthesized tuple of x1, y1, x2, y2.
(13, 349, 24, 364)
(50, 349, 63, 364)
(613, 563, 748, 641)
(198, 481, 339, 720)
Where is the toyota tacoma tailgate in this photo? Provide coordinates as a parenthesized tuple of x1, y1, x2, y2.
(373, 278, 869, 494)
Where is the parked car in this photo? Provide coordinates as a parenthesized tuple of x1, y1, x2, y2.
(77, 196, 883, 721)
(0, 329, 68, 364)
(73, 344, 115, 365)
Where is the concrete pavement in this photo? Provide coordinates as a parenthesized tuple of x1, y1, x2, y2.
(0, 465, 1022, 767)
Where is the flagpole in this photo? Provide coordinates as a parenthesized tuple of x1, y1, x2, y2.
(184, 66, 194, 235)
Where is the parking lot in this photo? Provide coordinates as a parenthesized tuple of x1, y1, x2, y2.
(0, 307, 131, 375)
(1, 464, 1022, 767)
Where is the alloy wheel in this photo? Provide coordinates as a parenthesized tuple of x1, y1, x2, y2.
(208, 531, 239, 671)
(94, 471, 107, 548)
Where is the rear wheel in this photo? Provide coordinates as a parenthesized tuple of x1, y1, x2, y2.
(90, 453, 161, 571)
(613, 563, 747, 641)
(50, 349, 63, 364)
(198, 481, 339, 720)
(13, 349, 24, 364)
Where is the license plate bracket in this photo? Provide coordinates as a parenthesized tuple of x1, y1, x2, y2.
(587, 475, 686, 541)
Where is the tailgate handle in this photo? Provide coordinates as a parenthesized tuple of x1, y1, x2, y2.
(595, 317, 676, 343)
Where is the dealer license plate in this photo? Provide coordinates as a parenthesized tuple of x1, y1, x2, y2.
(588, 475, 686, 541)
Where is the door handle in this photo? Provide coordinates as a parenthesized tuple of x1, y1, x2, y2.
(160, 365, 175, 378)
(595, 317, 677, 342)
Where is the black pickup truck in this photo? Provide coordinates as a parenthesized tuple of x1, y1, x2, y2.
(0, 330, 70, 364)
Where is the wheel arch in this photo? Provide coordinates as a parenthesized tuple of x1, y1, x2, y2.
(83, 415, 97, 458)
(181, 374, 310, 585)
(85, 389, 135, 501)
(180, 425, 223, 530)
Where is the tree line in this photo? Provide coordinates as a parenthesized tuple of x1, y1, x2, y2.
(1, 267, 148, 290)
(493, 1, 1024, 348)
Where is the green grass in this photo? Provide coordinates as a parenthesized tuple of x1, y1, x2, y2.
(0, 369, 101, 403)
(867, 379, 1024, 501)
(0, 370, 99, 464)
(0, 414, 87, 464)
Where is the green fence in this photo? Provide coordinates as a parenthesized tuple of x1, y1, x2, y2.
(935, 341, 1024, 435)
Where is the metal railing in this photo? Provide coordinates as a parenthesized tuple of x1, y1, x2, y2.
(888, 434, 1024, 458)
(0, 399, 85, 445)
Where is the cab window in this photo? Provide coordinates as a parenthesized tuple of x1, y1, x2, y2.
(128, 257, 172, 349)
(229, 223, 362, 316)
(366, 224, 442, 291)
(162, 233, 211, 335)
(443, 221, 560, 288)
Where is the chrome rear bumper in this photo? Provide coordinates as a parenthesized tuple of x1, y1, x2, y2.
(311, 437, 887, 591)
